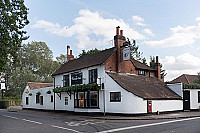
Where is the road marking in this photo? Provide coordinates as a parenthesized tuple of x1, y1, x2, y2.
(3, 115, 19, 119)
(51, 125, 82, 133)
(96, 117, 200, 133)
(65, 120, 105, 126)
(22, 119, 42, 125)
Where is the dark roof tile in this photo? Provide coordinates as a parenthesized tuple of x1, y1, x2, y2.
(52, 47, 116, 76)
(131, 59, 155, 71)
(108, 72, 181, 100)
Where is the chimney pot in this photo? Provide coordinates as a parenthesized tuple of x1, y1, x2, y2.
(156, 56, 159, 63)
(120, 30, 123, 36)
(67, 45, 70, 55)
(116, 26, 120, 35)
(70, 50, 72, 55)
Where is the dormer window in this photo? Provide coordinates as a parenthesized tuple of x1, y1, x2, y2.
(138, 70, 145, 76)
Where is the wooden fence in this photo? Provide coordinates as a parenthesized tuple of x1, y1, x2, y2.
(8, 100, 22, 106)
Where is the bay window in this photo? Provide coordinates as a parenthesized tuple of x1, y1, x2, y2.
(74, 90, 98, 108)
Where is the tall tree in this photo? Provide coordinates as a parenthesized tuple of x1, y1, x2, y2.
(5, 41, 60, 98)
(0, 0, 29, 72)
(78, 48, 101, 58)
(56, 54, 66, 65)
(149, 56, 167, 79)
(128, 39, 146, 64)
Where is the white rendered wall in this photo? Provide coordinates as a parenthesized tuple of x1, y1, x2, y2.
(104, 73, 147, 114)
(152, 100, 183, 112)
(167, 83, 183, 97)
(189, 89, 200, 109)
(22, 86, 54, 110)
(53, 65, 105, 112)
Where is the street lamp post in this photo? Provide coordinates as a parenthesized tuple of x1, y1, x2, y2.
(97, 77, 106, 116)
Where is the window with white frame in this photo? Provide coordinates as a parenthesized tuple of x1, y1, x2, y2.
(65, 97, 68, 105)
(198, 91, 200, 103)
(110, 92, 121, 102)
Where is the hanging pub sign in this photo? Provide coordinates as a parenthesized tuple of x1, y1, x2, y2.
(0, 83, 5, 90)
(123, 47, 130, 61)
(71, 72, 82, 85)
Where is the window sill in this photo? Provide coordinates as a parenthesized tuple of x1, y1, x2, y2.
(74, 107, 100, 109)
(110, 101, 121, 102)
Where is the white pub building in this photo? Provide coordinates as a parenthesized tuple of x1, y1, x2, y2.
(22, 27, 183, 114)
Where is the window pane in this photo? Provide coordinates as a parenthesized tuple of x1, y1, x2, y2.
(110, 92, 121, 102)
(26, 97, 28, 105)
(90, 91, 98, 107)
(63, 75, 69, 87)
(198, 91, 200, 103)
(36, 95, 39, 103)
(40, 96, 43, 105)
(65, 97, 68, 105)
(51, 95, 53, 102)
(78, 92, 84, 107)
(89, 69, 98, 84)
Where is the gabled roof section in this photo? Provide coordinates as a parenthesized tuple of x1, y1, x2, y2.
(130, 59, 155, 71)
(108, 72, 181, 100)
(27, 82, 53, 90)
(170, 74, 198, 84)
(52, 47, 117, 76)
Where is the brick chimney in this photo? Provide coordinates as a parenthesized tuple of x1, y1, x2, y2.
(114, 26, 126, 72)
(66, 45, 74, 62)
(155, 56, 161, 80)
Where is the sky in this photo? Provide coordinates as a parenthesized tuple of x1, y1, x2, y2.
(24, 0, 200, 81)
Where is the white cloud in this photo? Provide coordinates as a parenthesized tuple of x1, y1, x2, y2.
(196, 17, 200, 21)
(132, 15, 146, 27)
(160, 53, 200, 81)
(143, 28, 154, 36)
(132, 16, 144, 22)
(145, 17, 200, 48)
(31, 9, 145, 49)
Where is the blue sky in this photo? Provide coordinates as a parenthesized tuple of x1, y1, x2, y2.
(24, 0, 200, 81)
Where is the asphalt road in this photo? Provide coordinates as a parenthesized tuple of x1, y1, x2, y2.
(0, 110, 200, 133)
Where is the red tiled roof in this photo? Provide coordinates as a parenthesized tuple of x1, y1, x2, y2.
(170, 74, 198, 84)
(108, 72, 181, 100)
(27, 82, 53, 90)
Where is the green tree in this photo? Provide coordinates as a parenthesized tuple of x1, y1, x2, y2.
(5, 41, 60, 98)
(127, 39, 146, 64)
(194, 72, 200, 84)
(78, 48, 101, 58)
(149, 56, 167, 79)
(56, 54, 66, 65)
(0, 0, 29, 72)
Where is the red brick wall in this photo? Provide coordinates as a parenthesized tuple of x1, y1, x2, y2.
(105, 53, 117, 72)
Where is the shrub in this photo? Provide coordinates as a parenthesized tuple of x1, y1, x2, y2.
(0, 100, 9, 109)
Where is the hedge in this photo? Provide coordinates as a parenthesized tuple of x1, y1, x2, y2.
(0, 100, 9, 109)
(183, 83, 200, 89)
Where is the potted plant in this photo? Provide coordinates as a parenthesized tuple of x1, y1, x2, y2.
(46, 90, 51, 94)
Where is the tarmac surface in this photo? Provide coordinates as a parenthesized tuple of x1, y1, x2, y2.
(4, 106, 200, 120)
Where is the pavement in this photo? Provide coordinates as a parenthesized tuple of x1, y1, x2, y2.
(3, 106, 200, 120)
